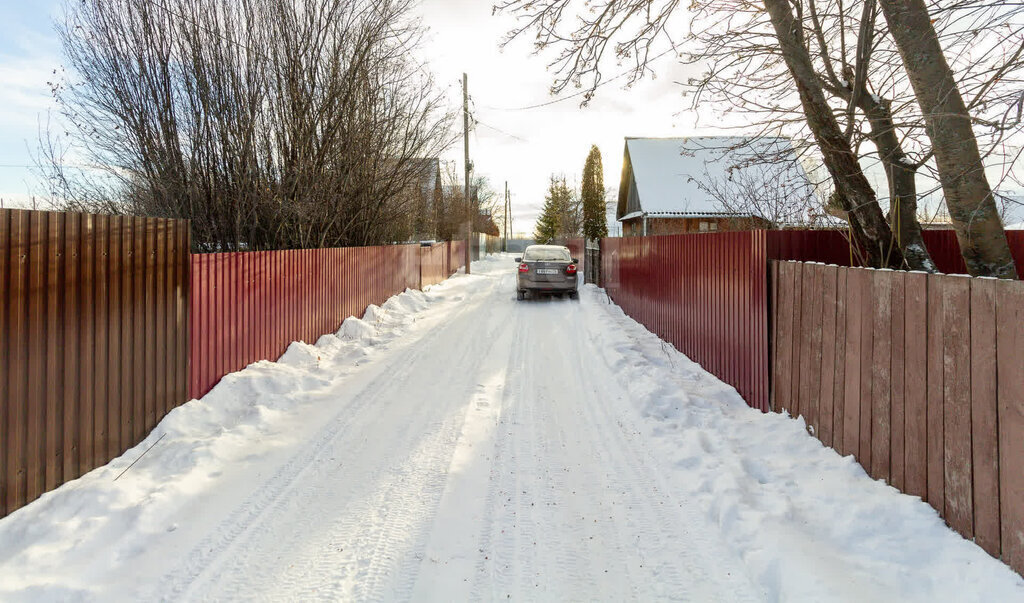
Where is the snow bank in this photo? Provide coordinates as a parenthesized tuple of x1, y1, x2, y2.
(1, 253, 1019, 602)
(0, 266, 487, 602)
(578, 283, 1024, 601)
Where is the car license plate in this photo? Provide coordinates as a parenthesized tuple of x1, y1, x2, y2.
(537, 268, 559, 274)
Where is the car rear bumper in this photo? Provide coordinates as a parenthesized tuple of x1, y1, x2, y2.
(517, 276, 577, 291)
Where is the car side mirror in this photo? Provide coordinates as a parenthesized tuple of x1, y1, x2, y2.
(572, 258, 579, 264)
(514, 257, 522, 262)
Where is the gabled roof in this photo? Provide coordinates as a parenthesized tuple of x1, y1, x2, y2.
(616, 136, 812, 220)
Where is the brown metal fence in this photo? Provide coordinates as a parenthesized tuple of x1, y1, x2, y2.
(448, 239, 465, 277)
(0, 209, 190, 518)
(420, 243, 448, 288)
(771, 260, 1024, 575)
(420, 241, 464, 288)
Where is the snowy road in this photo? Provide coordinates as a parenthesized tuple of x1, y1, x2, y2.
(1, 255, 1021, 602)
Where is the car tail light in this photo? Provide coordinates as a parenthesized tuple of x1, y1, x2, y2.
(518, 263, 529, 273)
(566, 263, 577, 275)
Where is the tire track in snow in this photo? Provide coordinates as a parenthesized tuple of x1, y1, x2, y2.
(373, 273, 519, 602)
(405, 273, 521, 600)
(473, 288, 763, 601)
(570, 293, 765, 601)
(466, 297, 529, 602)
(150, 274, 502, 601)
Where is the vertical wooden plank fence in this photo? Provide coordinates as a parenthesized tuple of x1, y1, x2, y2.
(996, 279, 1024, 572)
(771, 260, 1024, 576)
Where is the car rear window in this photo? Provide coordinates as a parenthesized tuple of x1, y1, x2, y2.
(524, 248, 571, 261)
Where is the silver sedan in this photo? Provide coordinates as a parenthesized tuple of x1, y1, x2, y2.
(515, 245, 579, 300)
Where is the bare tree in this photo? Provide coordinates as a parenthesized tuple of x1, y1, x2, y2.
(496, 0, 1024, 272)
(762, 0, 904, 268)
(436, 162, 471, 242)
(692, 163, 825, 228)
(497, 0, 902, 267)
(877, 0, 1017, 278)
(44, 0, 454, 251)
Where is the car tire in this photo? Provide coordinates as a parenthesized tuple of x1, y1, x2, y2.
(517, 290, 525, 301)
(568, 290, 578, 300)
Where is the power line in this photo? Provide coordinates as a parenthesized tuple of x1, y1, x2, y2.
(474, 119, 529, 143)
(481, 47, 678, 112)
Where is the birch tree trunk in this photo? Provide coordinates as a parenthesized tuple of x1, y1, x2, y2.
(878, 0, 1017, 279)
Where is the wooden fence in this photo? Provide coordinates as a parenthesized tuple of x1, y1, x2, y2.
(0, 209, 190, 518)
(770, 260, 1024, 575)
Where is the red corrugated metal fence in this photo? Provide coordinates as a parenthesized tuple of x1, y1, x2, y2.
(600, 229, 1024, 413)
(921, 230, 1024, 278)
(1, 215, 467, 520)
(189, 241, 466, 400)
(760, 228, 1024, 277)
(601, 232, 771, 411)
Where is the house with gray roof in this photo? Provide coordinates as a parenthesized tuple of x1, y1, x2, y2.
(616, 136, 815, 236)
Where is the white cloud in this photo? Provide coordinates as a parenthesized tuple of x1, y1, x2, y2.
(0, 32, 62, 199)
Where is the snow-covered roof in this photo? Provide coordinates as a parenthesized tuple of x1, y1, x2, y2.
(1007, 222, 1024, 230)
(617, 136, 812, 220)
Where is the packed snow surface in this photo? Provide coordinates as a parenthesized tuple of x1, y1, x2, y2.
(0, 255, 1021, 602)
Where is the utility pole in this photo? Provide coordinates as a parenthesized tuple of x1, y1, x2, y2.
(463, 73, 472, 275)
(507, 188, 512, 243)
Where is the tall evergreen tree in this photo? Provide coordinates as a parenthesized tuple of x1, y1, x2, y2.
(535, 175, 567, 243)
(581, 145, 608, 240)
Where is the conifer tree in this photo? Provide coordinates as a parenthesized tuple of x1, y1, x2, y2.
(581, 145, 608, 241)
(534, 176, 564, 243)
